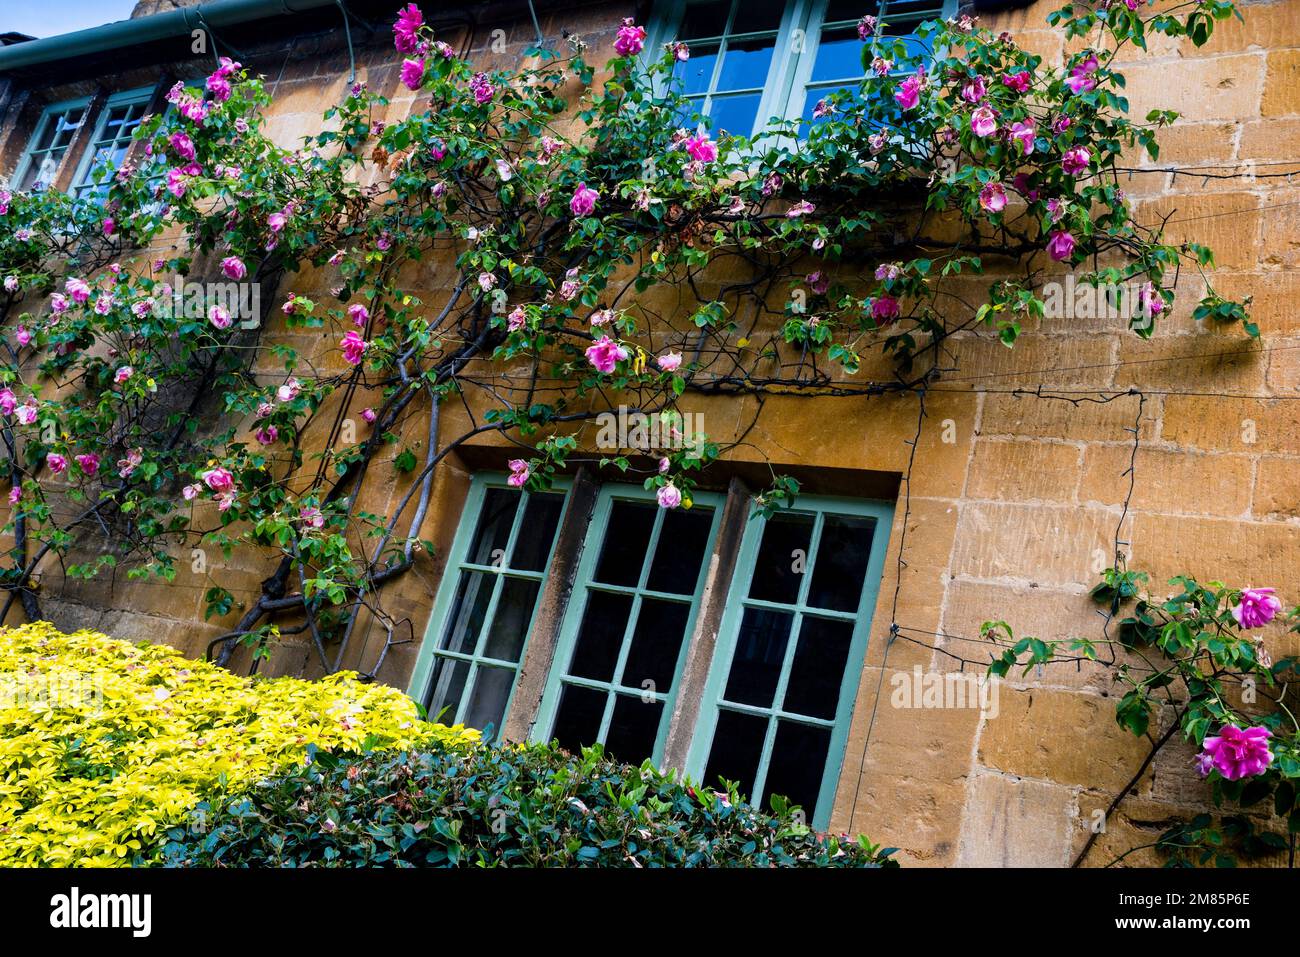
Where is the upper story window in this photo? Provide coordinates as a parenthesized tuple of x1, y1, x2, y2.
(11, 98, 91, 192)
(411, 472, 894, 829)
(71, 88, 154, 201)
(651, 0, 957, 138)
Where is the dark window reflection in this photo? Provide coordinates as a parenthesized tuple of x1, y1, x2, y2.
(568, 590, 633, 682)
(605, 694, 664, 764)
(748, 513, 813, 604)
(703, 709, 768, 800)
(593, 500, 656, 586)
(784, 616, 854, 719)
(647, 506, 713, 594)
(807, 514, 875, 611)
(763, 721, 831, 815)
(551, 684, 608, 754)
(723, 607, 793, 707)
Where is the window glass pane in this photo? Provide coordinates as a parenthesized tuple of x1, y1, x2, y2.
(551, 684, 608, 754)
(716, 38, 775, 91)
(674, 44, 719, 95)
(467, 487, 519, 564)
(811, 27, 862, 83)
(439, 569, 495, 654)
(646, 505, 713, 594)
(825, 0, 881, 23)
(568, 590, 633, 682)
(807, 514, 876, 611)
(703, 709, 768, 799)
(738, 0, 786, 33)
(462, 665, 515, 735)
(510, 491, 564, 571)
(605, 694, 664, 764)
(482, 576, 541, 661)
(51, 110, 86, 147)
(680, 0, 732, 40)
(425, 656, 470, 720)
(723, 607, 792, 707)
(706, 93, 762, 137)
(747, 512, 813, 604)
(593, 500, 656, 586)
(622, 597, 691, 691)
(763, 721, 831, 814)
(784, 616, 854, 719)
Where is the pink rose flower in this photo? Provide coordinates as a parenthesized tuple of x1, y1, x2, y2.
(221, 256, 246, 280)
(16, 399, 38, 426)
(114, 365, 133, 384)
(684, 135, 718, 163)
(570, 183, 599, 217)
(341, 330, 369, 365)
(614, 19, 647, 56)
(657, 351, 683, 372)
(202, 467, 234, 493)
(15, 325, 31, 347)
(469, 72, 494, 105)
(1200, 725, 1273, 780)
(393, 3, 423, 53)
(66, 278, 91, 304)
(1232, 587, 1282, 629)
(348, 303, 370, 327)
(0, 390, 15, 416)
(209, 305, 233, 329)
(656, 483, 682, 509)
(507, 458, 530, 487)
(401, 57, 425, 91)
(970, 105, 998, 138)
(786, 200, 815, 218)
(117, 448, 143, 479)
(894, 70, 924, 110)
(1002, 71, 1031, 93)
(361, 407, 377, 424)
(585, 335, 628, 374)
(1047, 230, 1077, 261)
(46, 453, 67, 475)
(300, 505, 325, 529)
(979, 182, 1007, 214)
(277, 378, 301, 403)
(255, 425, 279, 445)
(960, 76, 986, 104)
(1009, 119, 1036, 155)
(75, 453, 100, 476)
(1062, 146, 1091, 177)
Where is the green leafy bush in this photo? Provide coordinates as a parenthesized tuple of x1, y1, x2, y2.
(161, 741, 897, 868)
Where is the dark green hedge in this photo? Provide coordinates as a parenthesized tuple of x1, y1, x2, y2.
(161, 740, 898, 867)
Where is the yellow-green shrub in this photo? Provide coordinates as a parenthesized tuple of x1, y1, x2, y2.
(0, 622, 475, 866)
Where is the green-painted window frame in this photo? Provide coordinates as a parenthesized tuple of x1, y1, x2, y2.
(70, 86, 156, 202)
(685, 494, 895, 829)
(407, 472, 571, 737)
(645, 0, 956, 141)
(10, 96, 93, 193)
(530, 482, 726, 763)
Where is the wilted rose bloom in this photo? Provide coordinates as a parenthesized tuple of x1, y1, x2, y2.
(1232, 587, 1282, 629)
(1009, 119, 1036, 155)
(101, 217, 115, 237)
(1137, 281, 1164, 318)
(495, 158, 513, 182)
(871, 56, 893, 76)
(656, 483, 682, 509)
(1200, 725, 1273, 780)
(585, 335, 628, 374)
(969, 105, 997, 137)
(132, 299, 154, 318)
(507, 306, 527, 332)
(857, 15, 877, 39)
(3, 275, 15, 292)
(656, 351, 683, 372)
(8, 487, 19, 505)
(507, 458, 530, 487)
(114, 365, 133, 384)
(1046, 197, 1067, 222)
(0, 390, 15, 416)
(433, 40, 455, 58)
(209, 304, 233, 329)
(658, 457, 670, 474)
(684, 135, 718, 163)
(182, 483, 201, 501)
(45, 453, 67, 475)
(255, 425, 279, 445)
(670, 41, 689, 61)
(75, 453, 100, 477)
(1047, 230, 1077, 261)
(614, 19, 646, 56)
(16, 398, 38, 425)
(202, 467, 234, 492)
(341, 330, 369, 365)
(277, 378, 301, 403)
(401, 57, 425, 90)
(979, 182, 1007, 213)
(15, 325, 30, 346)
(469, 72, 494, 105)
(117, 448, 143, 478)
(166, 168, 189, 197)
(347, 303, 370, 327)
(0, 190, 9, 215)
(1062, 146, 1091, 177)
(256, 401, 275, 419)
(361, 407, 377, 424)
(786, 200, 815, 218)
(1066, 53, 1100, 95)
(268, 206, 292, 233)
(66, 278, 91, 304)
(807, 271, 830, 294)
(393, 2, 423, 53)
(221, 256, 246, 280)
(300, 506, 325, 529)
(761, 172, 783, 197)
(478, 272, 497, 293)
(570, 183, 599, 217)
(869, 129, 889, 154)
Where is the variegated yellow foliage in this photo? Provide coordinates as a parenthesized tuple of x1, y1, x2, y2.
(0, 622, 477, 866)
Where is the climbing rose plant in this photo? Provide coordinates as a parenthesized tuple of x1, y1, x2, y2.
(987, 571, 1300, 867)
(0, 0, 1249, 676)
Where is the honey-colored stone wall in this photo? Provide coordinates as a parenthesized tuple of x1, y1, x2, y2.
(1, 0, 1296, 866)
